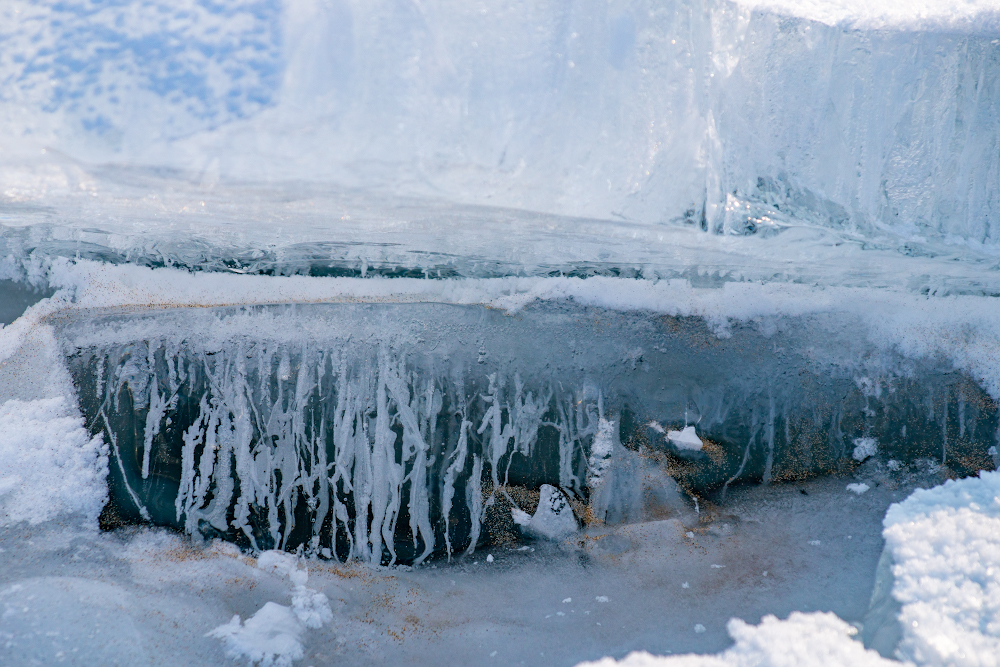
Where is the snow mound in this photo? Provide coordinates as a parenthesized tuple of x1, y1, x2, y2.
(883, 470, 1000, 666)
(208, 603, 306, 667)
(576, 611, 897, 667)
(0, 396, 107, 526)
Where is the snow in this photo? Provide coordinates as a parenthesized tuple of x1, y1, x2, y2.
(847, 484, 871, 495)
(0, 396, 106, 527)
(667, 427, 704, 452)
(854, 439, 879, 463)
(209, 557, 333, 667)
(577, 612, 898, 667)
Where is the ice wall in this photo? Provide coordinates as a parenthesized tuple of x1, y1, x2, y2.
(2, 0, 999, 245)
(57, 301, 998, 562)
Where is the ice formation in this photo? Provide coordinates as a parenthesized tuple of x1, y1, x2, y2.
(1, 0, 1000, 665)
(208, 551, 333, 667)
(576, 612, 898, 667)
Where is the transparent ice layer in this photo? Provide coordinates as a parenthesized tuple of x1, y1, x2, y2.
(54, 301, 996, 563)
(3, 1, 999, 248)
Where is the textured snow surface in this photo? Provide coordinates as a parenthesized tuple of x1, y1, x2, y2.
(883, 471, 1000, 666)
(0, 396, 107, 526)
(576, 612, 897, 667)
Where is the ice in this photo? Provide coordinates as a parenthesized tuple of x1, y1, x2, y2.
(521, 485, 579, 542)
(0, 0, 998, 259)
(577, 612, 897, 667)
(667, 427, 704, 452)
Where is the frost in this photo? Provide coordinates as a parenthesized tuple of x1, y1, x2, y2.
(847, 483, 870, 495)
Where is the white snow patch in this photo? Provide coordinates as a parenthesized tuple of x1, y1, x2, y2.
(883, 470, 1000, 666)
(667, 426, 703, 452)
(0, 396, 107, 526)
(522, 484, 578, 541)
(852, 438, 878, 462)
(208, 603, 306, 667)
(208, 550, 332, 666)
(846, 483, 870, 495)
(576, 612, 898, 666)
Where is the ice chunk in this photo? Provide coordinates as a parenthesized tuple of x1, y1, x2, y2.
(852, 438, 878, 462)
(666, 426, 702, 452)
(846, 483, 870, 495)
(522, 485, 578, 541)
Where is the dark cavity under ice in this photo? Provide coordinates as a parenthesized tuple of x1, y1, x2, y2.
(54, 301, 997, 565)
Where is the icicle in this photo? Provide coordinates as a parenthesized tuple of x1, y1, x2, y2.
(464, 454, 484, 555)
